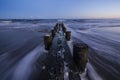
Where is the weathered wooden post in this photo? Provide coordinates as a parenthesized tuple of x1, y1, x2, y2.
(73, 42, 88, 73)
(65, 31, 71, 41)
(44, 34, 52, 50)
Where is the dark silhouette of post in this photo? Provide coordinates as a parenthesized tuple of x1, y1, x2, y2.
(73, 42, 88, 73)
(65, 31, 71, 41)
(44, 35, 52, 50)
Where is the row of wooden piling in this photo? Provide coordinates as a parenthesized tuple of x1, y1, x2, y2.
(44, 23, 71, 50)
(44, 23, 58, 50)
(44, 23, 88, 74)
(52, 23, 71, 41)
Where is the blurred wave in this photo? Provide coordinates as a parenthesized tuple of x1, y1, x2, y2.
(0, 19, 120, 80)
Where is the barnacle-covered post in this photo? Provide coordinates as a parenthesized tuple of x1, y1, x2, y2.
(73, 42, 88, 73)
(44, 34, 52, 50)
(65, 31, 71, 41)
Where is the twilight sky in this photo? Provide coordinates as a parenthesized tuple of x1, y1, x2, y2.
(0, 0, 120, 19)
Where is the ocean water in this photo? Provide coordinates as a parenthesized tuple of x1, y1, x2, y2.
(0, 19, 120, 80)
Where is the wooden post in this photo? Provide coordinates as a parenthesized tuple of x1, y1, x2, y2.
(73, 42, 88, 73)
(44, 35, 52, 50)
(65, 31, 71, 41)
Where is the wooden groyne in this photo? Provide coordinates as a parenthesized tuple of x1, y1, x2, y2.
(43, 23, 88, 80)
